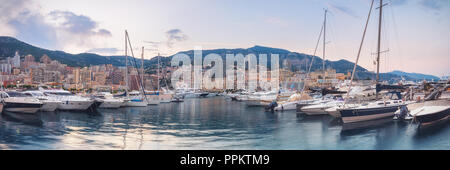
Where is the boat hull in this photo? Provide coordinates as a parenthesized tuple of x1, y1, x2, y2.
(4, 102, 43, 114)
(415, 107, 450, 126)
(326, 109, 341, 118)
(274, 102, 297, 111)
(302, 107, 330, 115)
(41, 101, 60, 112)
(58, 101, 94, 111)
(99, 101, 123, 109)
(125, 101, 148, 107)
(340, 105, 402, 123)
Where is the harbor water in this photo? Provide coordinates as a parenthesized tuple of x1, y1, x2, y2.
(0, 97, 449, 150)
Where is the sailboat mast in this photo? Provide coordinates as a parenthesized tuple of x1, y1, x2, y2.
(141, 47, 144, 90)
(345, 0, 375, 101)
(157, 53, 160, 92)
(125, 30, 129, 95)
(322, 9, 327, 87)
(376, 0, 383, 100)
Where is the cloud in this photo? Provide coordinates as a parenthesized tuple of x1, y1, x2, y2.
(49, 10, 111, 37)
(419, 0, 447, 10)
(326, 2, 359, 18)
(8, 10, 61, 49)
(0, 0, 112, 52)
(165, 29, 188, 48)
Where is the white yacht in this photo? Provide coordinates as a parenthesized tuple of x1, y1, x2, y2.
(274, 93, 312, 111)
(94, 92, 124, 109)
(23, 91, 61, 112)
(301, 100, 345, 115)
(244, 91, 278, 107)
(0, 91, 43, 114)
(42, 89, 94, 111)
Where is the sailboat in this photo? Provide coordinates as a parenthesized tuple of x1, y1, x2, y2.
(338, 0, 406, 123)
(144, 53, 176, 105)
(123, 30, 148, 107)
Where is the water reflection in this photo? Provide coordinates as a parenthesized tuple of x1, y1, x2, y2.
(0, 97, 448, 150)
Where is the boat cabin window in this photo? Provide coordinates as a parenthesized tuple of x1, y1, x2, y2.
(25, 92, 46, 97)
(45, 92, 73, 96)
(6, 92, 29, 97)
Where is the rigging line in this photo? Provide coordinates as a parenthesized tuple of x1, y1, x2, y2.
(388, 2, 403, 71)
(345, 0, 375, 103)
(126, 32, 149, 102)
(381, 8, 389, 73)
(328, 14, 338, 60)
(301, 21, 324, 95)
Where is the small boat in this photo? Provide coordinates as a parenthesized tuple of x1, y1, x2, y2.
(274, 93, 312, 111)
(274, 101, 297, 111)
(302, 100, 344, 115)
(409, 106, 450, 126)
(244, 91, 278, 107)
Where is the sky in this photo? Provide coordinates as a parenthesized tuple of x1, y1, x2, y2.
(0, 0, 449, 76)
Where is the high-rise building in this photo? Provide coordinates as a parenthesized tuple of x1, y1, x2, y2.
(0, 64, 11, 74)
(44, 71, 60, 83)
(112, 68, 124, 85)
(12, 51, 20, 68)
(31, 67, 45, 83)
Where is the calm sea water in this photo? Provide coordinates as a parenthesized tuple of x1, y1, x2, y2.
(0, 97, 449, 150)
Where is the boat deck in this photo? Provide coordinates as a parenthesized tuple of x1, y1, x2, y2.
(407, 99, 450, 111)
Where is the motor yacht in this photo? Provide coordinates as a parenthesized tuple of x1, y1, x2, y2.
(93, 92, 124, 109)
(244, 91, 278, 107)
(301, 100, 345, 115)
(42, 89, 94, 111)
(0, 91, 43, 114)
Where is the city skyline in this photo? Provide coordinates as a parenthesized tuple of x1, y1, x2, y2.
(0, 0, 449, 76)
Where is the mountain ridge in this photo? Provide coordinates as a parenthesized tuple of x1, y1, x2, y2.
(0, 36, 439, 81)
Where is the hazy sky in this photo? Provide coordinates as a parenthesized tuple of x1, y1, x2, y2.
(0, 0, 449, 76)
